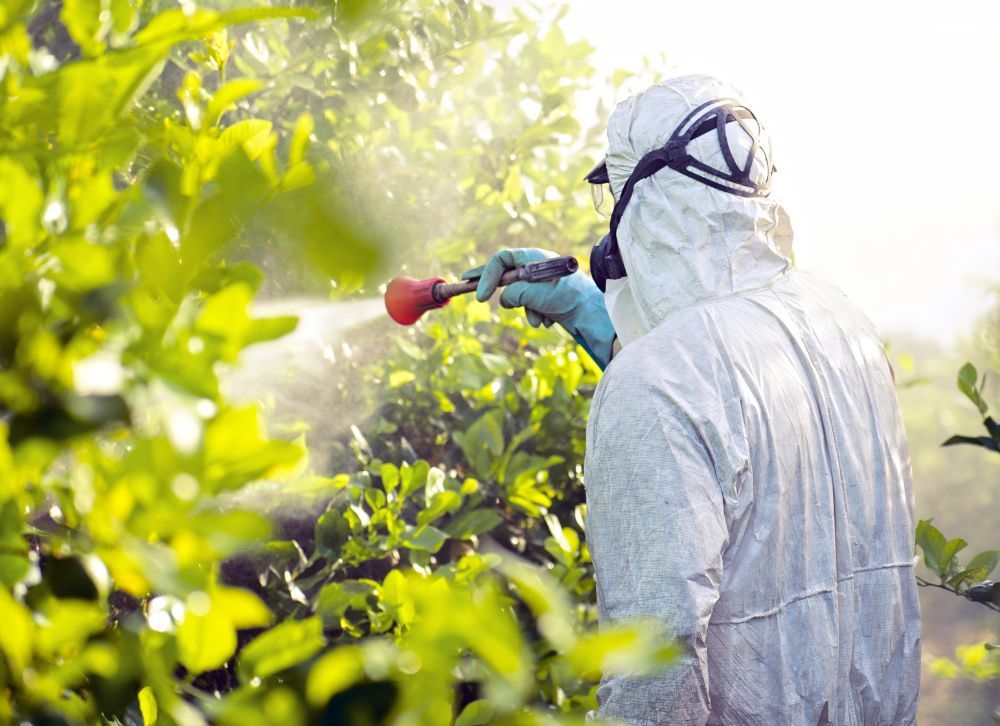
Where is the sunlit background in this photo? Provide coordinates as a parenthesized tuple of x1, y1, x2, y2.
(492, 0, 1000, 348)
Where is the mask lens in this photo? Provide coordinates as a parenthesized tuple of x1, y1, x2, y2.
(591, 182, 614, 218)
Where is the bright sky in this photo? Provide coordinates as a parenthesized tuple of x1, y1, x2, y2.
(497, 0, 1000, 348)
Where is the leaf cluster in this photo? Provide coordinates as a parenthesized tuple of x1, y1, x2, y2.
(0, 1, 677, 724)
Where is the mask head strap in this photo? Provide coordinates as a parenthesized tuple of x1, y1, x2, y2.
(663, 98, 774, 197)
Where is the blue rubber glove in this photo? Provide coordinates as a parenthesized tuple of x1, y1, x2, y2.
(462, 248, 616, 369)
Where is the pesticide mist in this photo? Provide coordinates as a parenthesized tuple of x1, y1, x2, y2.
(224, 297, 388, 462)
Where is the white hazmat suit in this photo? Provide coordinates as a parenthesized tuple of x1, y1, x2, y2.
(584, 75, 921, 725)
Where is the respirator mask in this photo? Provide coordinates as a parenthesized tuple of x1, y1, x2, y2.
(586, 98, 775, 292)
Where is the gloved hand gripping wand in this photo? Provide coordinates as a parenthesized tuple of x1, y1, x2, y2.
(384, 256, 578, 325)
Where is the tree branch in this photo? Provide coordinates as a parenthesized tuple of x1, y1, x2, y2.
(916, 575, 1000, 613)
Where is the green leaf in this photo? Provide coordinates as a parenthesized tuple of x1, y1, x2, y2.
(394, 338, 424, 360)
(0, 551, 29, 588)
(282, 161, 315, 192)
(191, 261, 263, 294)
(136, 233, 184, 304)
(49, 240, 117, 292)
(315, 509, 351, 558)
(455, 700, 495, 726)
(455, 409, 504, 476)
(498, 558, 574, 650)
(967, 549, 1000, 579)
(480, 353, 511, 375)
(203, 407, 304, 491)
(197, 281, 254, 337)
(950, 549, 1000, 587)
(0, 500, 29, 587)
(316, 580, 374, 621)
(134, 6, 314, 46)
(502, 164, 522, 203)
(915, 519, 947, 575)
(930, 643, 1000, 682)
(389, 370, 415, 388)
(416, 490, 462, 528)
(380, 462, 400, 493)
(548, 114, 580, 136)
(445, 508, 503, 539)
(61, 0, 108, 56)
(55, 45, 166, 146)
(942, 434, 999, 452)
(298, 192, 382, 292)
(0, 589, 33, 672)
(195, 280, 297, 355)
(930, 656, 960, 679)
(177, 604, 237, 674)
(36, 600, 107, 656)
(379, 569, 415, 627)
(544, 513, 573, 553)
(364, 487, 386, 511)
(306, 646, 365, 708)
(957, 362, 988, 416)
(214, 587, 273, 629)
(245, 315, 298, 346)
(939, 537, 968, 577)
(0, 0, 32, 35)
(181, 164, 268, 277)
(567, 624, 679, 681)
(187, 510, 272, 553)
(237, 616, 325, 682)
(110, 0, 139, 35)
(958, 362, 977, 391)
(402, 525, 449, 553)
(217, 119, 274, 161)
(399, 460, 429, 499)
(206, 79, 264, 127)
(289, 112, 313, 167)
(138, 686, 157, 726)
(0, 157, 43, 248)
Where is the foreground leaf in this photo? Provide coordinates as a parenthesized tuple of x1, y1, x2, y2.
(238, 616, 326, 681)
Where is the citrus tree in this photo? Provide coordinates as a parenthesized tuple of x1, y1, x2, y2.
(0, 1, 674, 724)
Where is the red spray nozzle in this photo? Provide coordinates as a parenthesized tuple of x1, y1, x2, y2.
(384, 276, 449, 325)
(384, 255, 579, 326)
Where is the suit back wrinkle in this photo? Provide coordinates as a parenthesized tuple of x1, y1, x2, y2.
(588, 274, 920, 725)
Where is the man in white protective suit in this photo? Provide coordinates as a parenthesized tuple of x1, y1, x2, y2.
(467, 74, 921, 725)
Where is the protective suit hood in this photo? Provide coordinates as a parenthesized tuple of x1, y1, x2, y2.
(584, 78, 920, 726)
(603, 75, 793, 345)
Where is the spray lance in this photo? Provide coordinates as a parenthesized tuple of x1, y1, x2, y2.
(384, 256, 579, 325)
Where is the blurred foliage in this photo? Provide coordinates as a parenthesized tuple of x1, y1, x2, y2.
(914, 360, 1000, 618)
(197, 0, 606, 294)
(213, 296, 682, 724)
(0, 0, 673, 724)
(942, 362, 999, 453)
(915, 518, 999, 611)
(929, 642, 1000, 683)
(888, 329, 1000, 724)
(900, 309, 1000, 719)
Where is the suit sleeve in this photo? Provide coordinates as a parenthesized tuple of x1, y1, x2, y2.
(584, 378, 732, 726)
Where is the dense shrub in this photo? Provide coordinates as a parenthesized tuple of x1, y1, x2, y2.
(0, 2, 673, 723)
